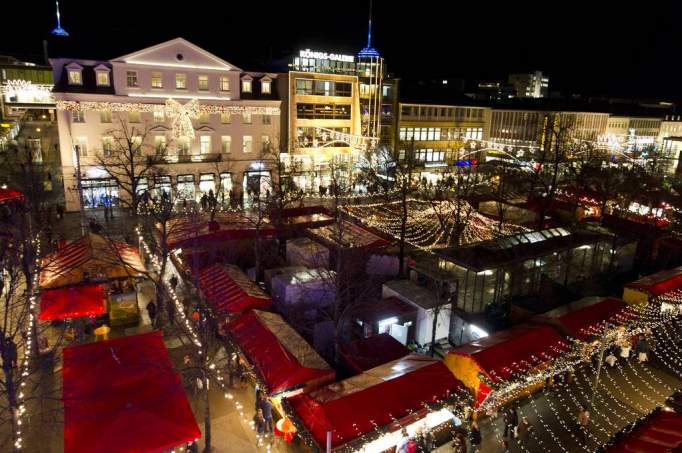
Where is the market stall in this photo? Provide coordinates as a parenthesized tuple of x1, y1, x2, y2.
(339, 333, 410, 374)
(444, 324, 570, 407)
(623, 266, 682, 306)
(197, 263, 271, 319)
(62, 331, 200, 453)
(606, 409, 682, 452)
(227, 310, 335, 396)
(285, 355, 466, 452)
(539, 297, 632, 341)
(39, 233, 146, 327)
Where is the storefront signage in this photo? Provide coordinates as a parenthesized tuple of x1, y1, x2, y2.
(299, 49, 354, 63)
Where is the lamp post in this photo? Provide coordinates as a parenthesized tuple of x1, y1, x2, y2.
(590, 322, 609, 408)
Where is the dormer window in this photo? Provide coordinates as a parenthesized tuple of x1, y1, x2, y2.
(261, 80, 271, 94)
(241, 77, 252, 93)
(94, 65, 111, 87)
(66, 63, 84, 86)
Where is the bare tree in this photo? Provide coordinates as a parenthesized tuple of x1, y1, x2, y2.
(93, 115, 164, 215)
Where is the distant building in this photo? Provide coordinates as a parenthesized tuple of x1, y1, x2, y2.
(601, 115, 661, 152)
(0, 56, 55, 119)
(508, 71, 549, 98)
(476, 81, 515, 101)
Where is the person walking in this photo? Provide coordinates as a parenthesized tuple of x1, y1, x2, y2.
(517, 416, 533, 444)
(253, 408, 266, 438)
(468, 421, 481, 453)
(577, 405, 590, 445)
(258, 393, 274, 435)
(169, 274, 179, 291)
(619, 338, 631, 364)
(635, 334, 650, 363)
(503, 406, 518, 439)
(146, 300, 157, 324)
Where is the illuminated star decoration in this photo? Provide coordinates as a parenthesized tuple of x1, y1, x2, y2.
(165, 98, 199, 140)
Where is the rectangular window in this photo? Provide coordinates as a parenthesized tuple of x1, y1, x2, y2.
(151, 72, 163, 88)
(261, 135, 270, 148)
(100, 111, 112, 123)
(178, 137, 190, 155)
(153, 110, 164, 122)
(262, 115, 271, 125)
(220, 113, 231, 124)
(243, 135, 253, 153)
(296, 79, 313, 95)
(128, 111, 141, 123)
(198, 75, 209, 91)
(72, 110, 85, 123)
(176, 73, 187, 89)
(242, 80, 252, 93)
(102, 136, 113, 156)
(221, 135, 231, 153)
(261, 81, 271, 94)
(132, 136, 143, 155)
(68, 70, 82, 85)
(74, 136, 88, 156)
(154, 136, 166, 152)
(96, 72, 109, 86)
(198, 113, 209, 124)
(242, 112, 252, 124)
(220, 172, 232, 193)
(200, 136, 211, 154)
(176, 174, 195, 200)
(126, 71, 138, 87)
(219, 76, 230, 91)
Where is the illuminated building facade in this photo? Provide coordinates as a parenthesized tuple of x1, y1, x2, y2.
(397, 102, 491, 183)
(0, 56, 55, 119)
(508, 71, 549, 98)
(602, 115, 662, 152)
(51, 38, 283, 211)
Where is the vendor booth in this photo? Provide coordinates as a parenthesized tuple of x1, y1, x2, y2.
(228, 310, 335, 396)
(444, 324, 569, 407)
(285, 355, 467, 452)
(623, 266, 682, 306)
(339, 333, 410, 374)
(197, 263, 271, 318)
(606, 409, 682, 452)
(39, 233, 145, 328)
(539, 297, 632, 341)
(62, 331, 200, 453)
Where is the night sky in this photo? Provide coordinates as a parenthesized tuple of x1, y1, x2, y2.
(2, 0, 681, 101)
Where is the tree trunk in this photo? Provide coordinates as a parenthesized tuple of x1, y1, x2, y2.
(3, 351, 20, 452)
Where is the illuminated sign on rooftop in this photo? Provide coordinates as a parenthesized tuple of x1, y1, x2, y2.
(298, 49, 354, 63)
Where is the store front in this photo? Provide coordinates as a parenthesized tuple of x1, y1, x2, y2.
(154, 176, 172, 200)
(243, 170, 271, 197)
(81, 178, 118, 209)
(176, 174, 196, 200)
(199, 173, 216, 197)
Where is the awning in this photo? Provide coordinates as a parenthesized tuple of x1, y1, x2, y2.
(626, 266, 682, 297)
(39, 283, 106, 320)
(228, 310, 334, 395)
(286, 356, 464, 450)
(164, 211, 276, 249)
(0, 188, 25, 203)
(62, 331, 200, 453)
(307, 220, 390, 250)
(554, 298, 631, 341)
(607, 411, 682, 452)
(339, 333, 410, 374)
(450, 324, 569, 383)
(40, 233, 145, 289)
(197, 264, 271, 316)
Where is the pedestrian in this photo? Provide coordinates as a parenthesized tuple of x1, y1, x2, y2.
(146, 300, 157, 323)
(577, 405, 590, 444)
(200, 193, 208, 211)
(170, 274, 179, 291)
(503, 406, 518, 439)
(56, 204, 64, 220)
(635, 334, 649, 363)
(258, 393, 274, 435)
(619, 338, 631, 364)
(516, 416, 533, 443)
(468, 421, 481, 453)
(605, 349, 617, 368)
(253, 408, 266, 437)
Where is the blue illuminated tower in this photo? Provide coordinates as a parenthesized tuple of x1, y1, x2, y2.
(51, 1, 69, 37)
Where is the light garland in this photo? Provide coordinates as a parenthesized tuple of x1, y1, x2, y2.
(56, 100, 281, 116)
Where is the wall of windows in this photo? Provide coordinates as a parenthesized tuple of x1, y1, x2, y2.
(296, 127, 350, 148)
(82, 178, 118, 209)
(295, 79, 352, 97)
(176, 175, 195, 200)
(399, 127, 483, 141)
(296, 103, 351, 120)
(414, 149, 445, 163)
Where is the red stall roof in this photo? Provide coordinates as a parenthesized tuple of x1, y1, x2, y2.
(339, 333, 410, 374)
(0, 188, 25, 203)
(542, 297, 632, 341)
(451, 325, 569, 383)
(287, 355, 464, 450)
(626, 267, 682, 297)
(607, 411, 682, 452)
(164, 211, 276, 249)
(197, 264, 271, 316)
(228, 310, 334, 394)
(62, 331, 200, 453)
(307, 220, 390, 250)
(39, 283, 106, 320)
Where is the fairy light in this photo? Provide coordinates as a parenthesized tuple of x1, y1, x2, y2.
(56, 100, 281, 116)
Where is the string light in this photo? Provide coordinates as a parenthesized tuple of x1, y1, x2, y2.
(56, 100, 281, 116)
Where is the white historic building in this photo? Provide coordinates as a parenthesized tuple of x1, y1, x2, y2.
(51, 38, 283, 211)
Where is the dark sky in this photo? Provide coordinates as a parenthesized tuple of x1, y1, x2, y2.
(2, 0, 681, 101)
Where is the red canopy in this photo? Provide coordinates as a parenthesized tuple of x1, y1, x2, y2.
(62, 331, 200, 453)
(339, 333, 410, 374)
(164, 212, 277, 249)
(39, 284, 106, 320)
(0, 188, 25, 203)
(626, 267, 682, 297)
(197, 264, 271, 317)
(228, 310, 334, 394)
(452, 325, 569, 383)
(607, 411, 682, 452)
(545, 297, 632, 341)
(287, 357, 464, 449)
